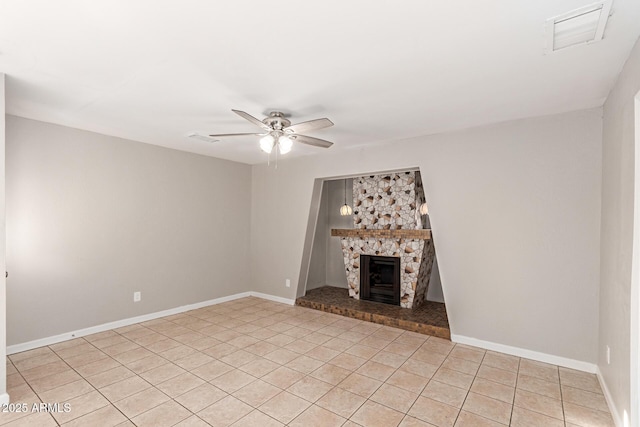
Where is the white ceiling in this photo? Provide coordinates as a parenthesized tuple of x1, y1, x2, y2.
(1, 1, 639, 164)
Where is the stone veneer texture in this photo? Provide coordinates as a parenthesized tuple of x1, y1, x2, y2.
(340, 170, 433, 309)
(353, 171, 421, 230)
(341, 237, 435, 308)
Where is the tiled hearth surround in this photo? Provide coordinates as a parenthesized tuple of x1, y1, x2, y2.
(3, 297, 614, 426)
(337, 171, 435, 308)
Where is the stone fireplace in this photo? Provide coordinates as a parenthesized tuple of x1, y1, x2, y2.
(331, 171, 435, 309)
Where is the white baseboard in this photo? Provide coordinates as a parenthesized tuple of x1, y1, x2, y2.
(596, 366, 623, 427)
(7, 291, 294, 355)
(451, 334, 597, 373)
(250, 292, 296, 306)
(0, 393, 9, 405)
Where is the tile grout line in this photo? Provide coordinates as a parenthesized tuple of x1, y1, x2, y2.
(333, 332, 431, 423)
(559, 365, 567, 427)
(112, 299, 279, 425)
(7, 298, 614, 427)
(23, 314, 224, 425)
(510, 354, 522, 426)
(9, 302, 355, 425)
(185, 312, 435, 425)
(57, 334, 172, 425)
(16, 315, 483, 426)
(126, 300, 346, 424)
(123, 301, 275, 424)
(46, 337, 140, 426)
(3, 357, 60, 426)
(214, 301, 365, 424)
(248, 316, 421, 422)
(268, 311, 425, 422)
(453, 347, 484, 426)
(401, 339, 456, 424)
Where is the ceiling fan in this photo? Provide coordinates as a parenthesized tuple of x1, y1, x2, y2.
(209, 110, 335, 155)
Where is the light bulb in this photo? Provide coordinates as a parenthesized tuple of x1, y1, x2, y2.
(278, 135, 293, 154)
(340, 204, 353, 216)
(419, 203, 429, 215)
(259, 134, 275, 153)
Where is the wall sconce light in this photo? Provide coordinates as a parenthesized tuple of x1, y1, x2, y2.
(419, 202, 429, 215)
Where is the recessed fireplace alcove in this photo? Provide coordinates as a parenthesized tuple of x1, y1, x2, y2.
(297, 169, 449, 338)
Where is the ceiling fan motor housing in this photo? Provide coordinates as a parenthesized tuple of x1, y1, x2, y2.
(263, 111, 291, 130)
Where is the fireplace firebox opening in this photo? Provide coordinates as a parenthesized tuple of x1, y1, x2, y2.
(360, 255, 401, 306)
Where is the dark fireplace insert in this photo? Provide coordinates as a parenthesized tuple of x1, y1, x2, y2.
(360, 255, 400, 306)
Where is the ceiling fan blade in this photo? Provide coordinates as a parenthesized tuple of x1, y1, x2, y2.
(284, 118, 334, 134)
(231, 109, 272, 131)
(208, 133, 262, 138)
(294, 134, 334, 148)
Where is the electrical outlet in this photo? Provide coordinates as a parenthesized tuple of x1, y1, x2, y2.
(606, 345, 610, 365)
(133, 291, 141, 302)
(285, 279, 291, 288)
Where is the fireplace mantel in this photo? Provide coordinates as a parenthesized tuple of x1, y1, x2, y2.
(331, 228, 431, 240)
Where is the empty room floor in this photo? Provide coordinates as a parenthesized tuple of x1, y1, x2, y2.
(3, 297, 613, 427)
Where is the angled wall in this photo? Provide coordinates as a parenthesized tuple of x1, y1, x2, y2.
(251, 108, 602, 366)
(599, 37, 640, 427)
(306, 182, 328, 290)
(306, 179, 353, 291)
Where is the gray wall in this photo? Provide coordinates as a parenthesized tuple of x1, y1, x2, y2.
(5, 116, 252, 345)
(426, 258, 444, 303)
(306, 182, 328, 290)
(306, 179, 352, 291)
(599, 37, 640, 425)
(251, 108, 602, 365)
(325, 179, 352, 288)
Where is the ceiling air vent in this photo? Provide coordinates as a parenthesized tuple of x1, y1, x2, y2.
(546, 0, 612, 52)
(187, 132, 218, 143)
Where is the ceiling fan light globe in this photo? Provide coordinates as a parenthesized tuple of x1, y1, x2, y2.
(278, 135, 293, 154)
(259, 134, 275, 153)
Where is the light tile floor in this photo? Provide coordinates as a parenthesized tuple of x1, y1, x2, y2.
(2, 297, 614, 427)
